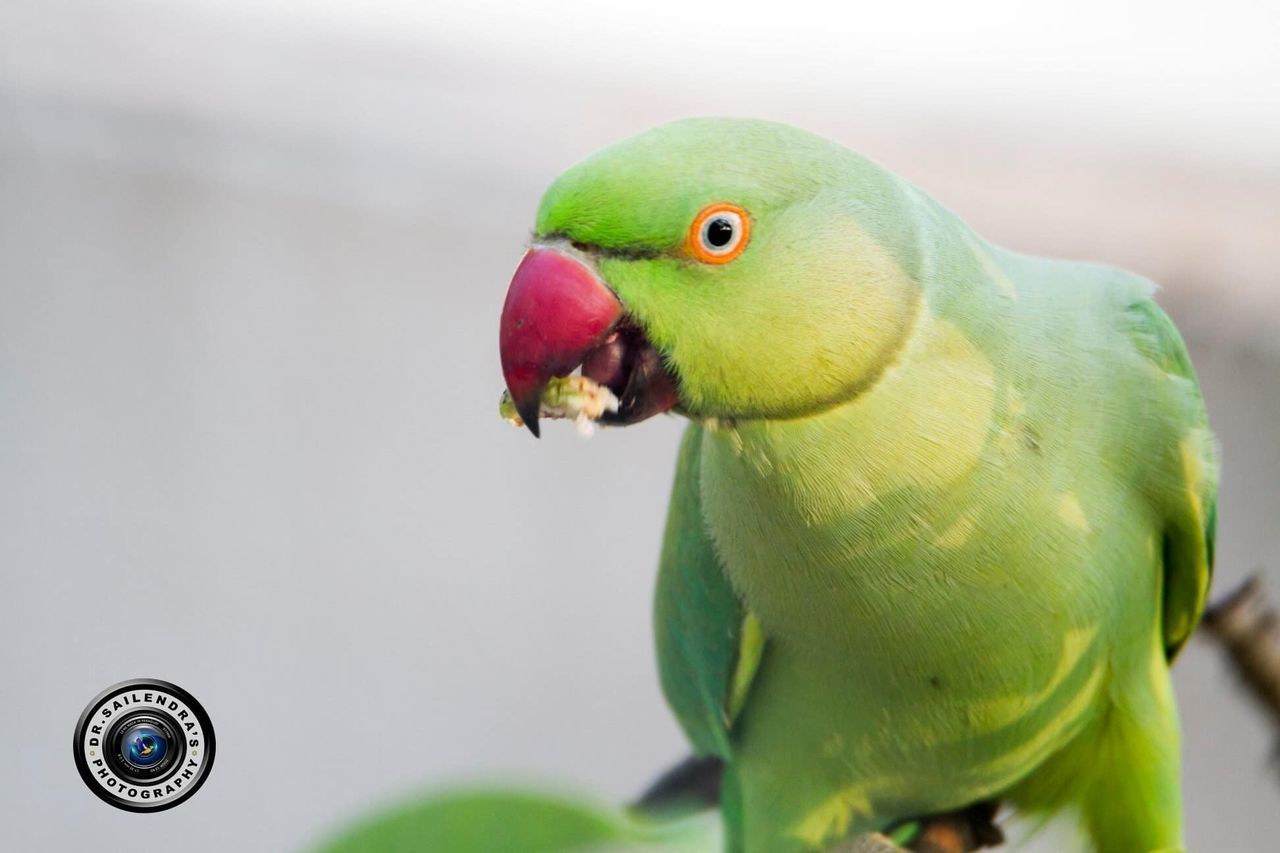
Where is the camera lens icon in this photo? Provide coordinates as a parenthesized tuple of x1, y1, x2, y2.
(74, 679, 215, 812)
(106, 712, 182, 784)
(121, 722, 169, 769)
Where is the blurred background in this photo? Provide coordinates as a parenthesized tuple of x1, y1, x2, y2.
(1, 0, 1277, 849)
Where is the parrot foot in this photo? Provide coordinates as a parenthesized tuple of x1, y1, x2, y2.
(876, 800, 1004, 852)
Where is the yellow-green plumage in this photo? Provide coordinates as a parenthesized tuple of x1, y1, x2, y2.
(535, 119, 1217, 852)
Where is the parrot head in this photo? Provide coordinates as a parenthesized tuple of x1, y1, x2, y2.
(499, 118, 923, 436)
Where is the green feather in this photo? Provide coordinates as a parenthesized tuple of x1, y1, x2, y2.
(654, 424, 757, 759)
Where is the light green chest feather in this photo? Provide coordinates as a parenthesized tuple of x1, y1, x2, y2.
(687, 261, 1202, 844)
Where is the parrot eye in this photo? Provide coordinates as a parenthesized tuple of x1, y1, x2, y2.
(687, 203, 750, 264)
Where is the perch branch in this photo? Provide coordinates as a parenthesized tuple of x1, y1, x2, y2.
(1200, 574, 1280, 729)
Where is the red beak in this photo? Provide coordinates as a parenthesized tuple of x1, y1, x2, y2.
(499, 248, 623, 437)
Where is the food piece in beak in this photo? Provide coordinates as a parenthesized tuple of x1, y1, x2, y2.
(499, 248, 623, 437)
(498, 376, 619, 436)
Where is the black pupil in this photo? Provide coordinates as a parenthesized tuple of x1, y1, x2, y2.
(705, 218, 735, 248)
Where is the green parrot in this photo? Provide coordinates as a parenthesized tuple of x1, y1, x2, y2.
(497, 118, 1217, 853)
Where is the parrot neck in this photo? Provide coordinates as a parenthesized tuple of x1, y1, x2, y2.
(697, 298, 1007, 640)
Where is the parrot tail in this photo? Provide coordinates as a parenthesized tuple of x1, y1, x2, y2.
(632, 754, 724, 817)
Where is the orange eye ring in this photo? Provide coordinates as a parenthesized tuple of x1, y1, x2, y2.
(686, 203, 751, 264)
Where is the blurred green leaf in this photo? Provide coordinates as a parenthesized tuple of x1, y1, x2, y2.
(317, 786, 717, 853)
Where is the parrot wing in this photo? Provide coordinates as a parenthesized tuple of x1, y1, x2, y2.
(1122, 294, 1218, 659)
(655, 424, 764, 759)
